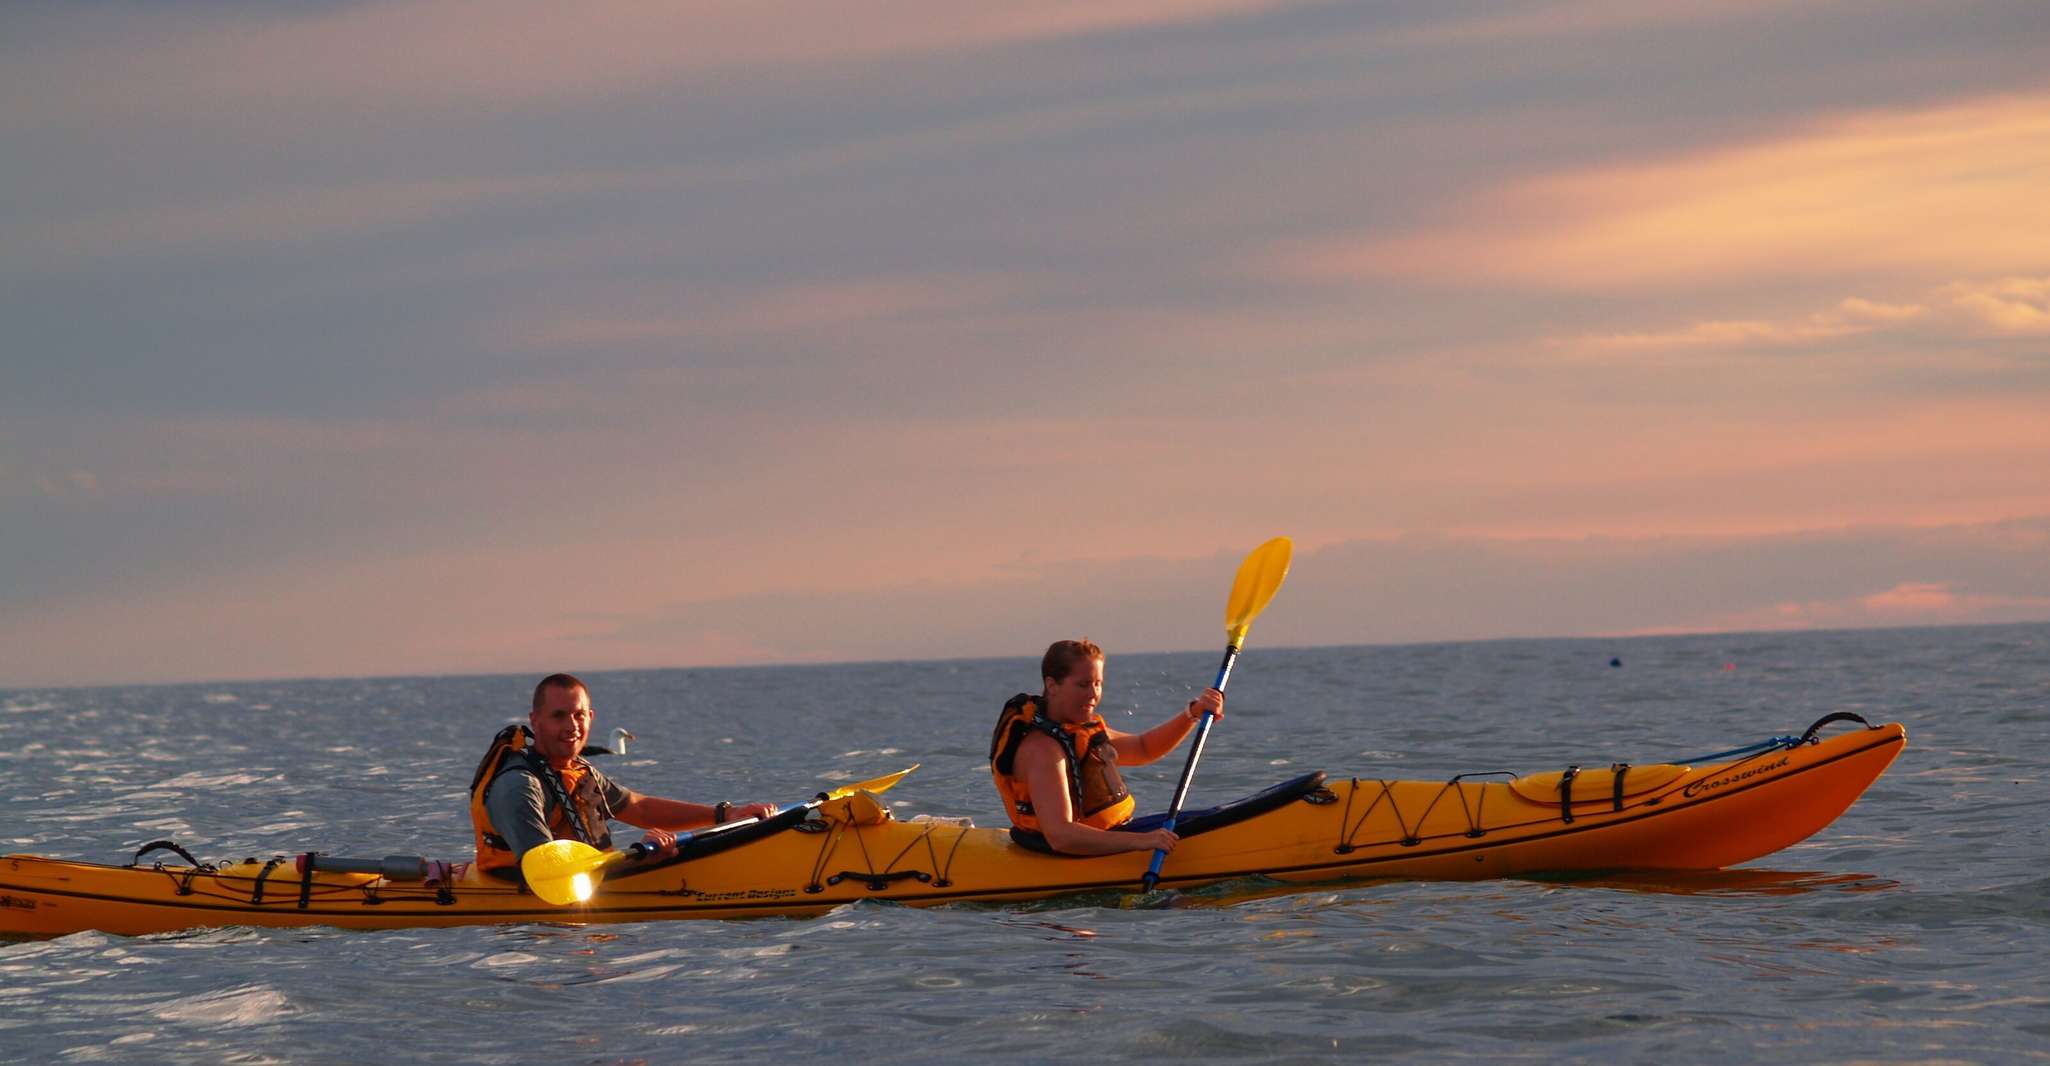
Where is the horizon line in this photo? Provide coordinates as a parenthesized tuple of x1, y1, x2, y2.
(7, 616, 2043, 694)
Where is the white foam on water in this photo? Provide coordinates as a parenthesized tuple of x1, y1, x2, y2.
(608, 949, 681, 966)
(149, 985, 292, 1027)
(242, 821, 314, 834)
(163, 927, 267, 948)
(591, 963, 684, 984)
(153, 771, 272, 789)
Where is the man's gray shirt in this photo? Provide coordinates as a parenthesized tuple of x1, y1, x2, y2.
(483, 763, 639, 858)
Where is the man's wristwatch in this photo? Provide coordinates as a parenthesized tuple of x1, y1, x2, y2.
(714, 801, 732, 824)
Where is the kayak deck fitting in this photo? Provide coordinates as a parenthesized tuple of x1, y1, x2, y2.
(0, 716, 1906, 937)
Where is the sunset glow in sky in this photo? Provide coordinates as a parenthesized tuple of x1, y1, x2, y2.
(4, 1, 2047, 686)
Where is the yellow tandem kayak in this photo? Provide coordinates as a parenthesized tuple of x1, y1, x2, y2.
(0, 717, 1905, 937)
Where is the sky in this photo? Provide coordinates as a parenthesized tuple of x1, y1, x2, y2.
(3, 0, 2047, 687)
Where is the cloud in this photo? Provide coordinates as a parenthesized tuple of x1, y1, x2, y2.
(1272, 92, 2050, 288)
(6, 514, 2047, 686)
(1385, 0, 1798, 47)
(3, 0, 1310, 122)
(10, 173, 652, 267)
(1561, 298, 1927, 353)
(38, 469, 98, 497)
(1939, 277, 2050, 336)
(1635, 580, 2050, 636)
(7, 3, 2049, 689)
(1550, 277, 2050, 354)
(1, 459, 102, 500)
(521, 275, 1020, 348)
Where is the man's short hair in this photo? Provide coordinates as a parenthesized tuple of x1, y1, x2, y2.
(1040, 639, 1104, 685)
(532, 673, 588, 713)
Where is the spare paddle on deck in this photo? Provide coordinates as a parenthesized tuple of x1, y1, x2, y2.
(522, 765, 919, 906)
(1141, 537, 1292, 892)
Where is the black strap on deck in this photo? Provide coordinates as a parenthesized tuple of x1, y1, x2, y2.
(250, 857, 288, 905)
(1558, 765, 1581, 824)
(126, 840, 212, 871)
(1798, 712, 1875, 746)
(127, 839, 215, 895)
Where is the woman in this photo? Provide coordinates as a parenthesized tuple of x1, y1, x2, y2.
(989, 639, 1224, 855)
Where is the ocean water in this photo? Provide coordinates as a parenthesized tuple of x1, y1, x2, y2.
(2, 623, 2046, 1064)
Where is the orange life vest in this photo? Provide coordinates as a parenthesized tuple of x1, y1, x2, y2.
(468, 724, 615, 876)
(989, 693, 1136, 832)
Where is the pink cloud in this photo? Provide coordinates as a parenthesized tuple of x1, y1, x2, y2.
(1861, 581, 1966, 614)
(10, 1, 1310, 120)
(11, 515, 2048, 686)
(1559, 308, 1900, 354)
(16, 172, 661, 265)
(1637, 581, 2050, 636)
(1939, 277, 2050, 336)
(1387, 0, 1799, 47)
(1270, 93, 2050, 289)
(1548, 276, 2050, 356)
(522, 276, 1018, 347)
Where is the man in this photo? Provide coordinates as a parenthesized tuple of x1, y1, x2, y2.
(469, 673, 776, 880)
(989, 639, 1225, 856)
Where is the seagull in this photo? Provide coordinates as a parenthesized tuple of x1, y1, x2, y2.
(584, 727, 636, 757)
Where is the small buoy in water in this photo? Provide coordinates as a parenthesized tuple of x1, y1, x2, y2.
(1609, 657, 1622, 668)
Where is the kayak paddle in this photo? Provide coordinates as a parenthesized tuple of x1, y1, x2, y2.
(522, 764, 918, 905)
(1140, 536, 1292, 892)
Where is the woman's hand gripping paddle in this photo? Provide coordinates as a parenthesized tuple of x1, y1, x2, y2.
(1140, 536, 1292, 892)
(521, 765, 918, 906)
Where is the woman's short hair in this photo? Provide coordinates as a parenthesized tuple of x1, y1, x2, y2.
(1040, 639, 1104, 685)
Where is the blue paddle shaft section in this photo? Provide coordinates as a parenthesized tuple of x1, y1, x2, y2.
(1143, 644, 1240, 889)
(1213, 650, 1238, 693)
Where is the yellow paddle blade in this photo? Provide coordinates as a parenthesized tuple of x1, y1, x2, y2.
(1224, 536, 1293, 646)
(825, 765, 917, 800)
(520, 838, 625, 906)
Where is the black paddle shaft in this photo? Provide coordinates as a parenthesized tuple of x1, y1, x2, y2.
(1162, 643, 1240, 821)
